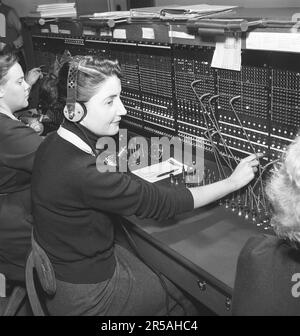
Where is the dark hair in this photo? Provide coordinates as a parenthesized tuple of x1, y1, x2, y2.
(0, 52, 17, 84)
(39, 55, 122, 129)
(39, 73, 65, 127)
(76, 56, 122, 102)
(41, 55, 122, 106)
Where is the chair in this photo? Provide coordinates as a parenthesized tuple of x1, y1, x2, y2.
(0, 273, 27, 316)
(25, 235, 56, 316)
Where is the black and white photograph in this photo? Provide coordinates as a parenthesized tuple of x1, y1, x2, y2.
(0, 0, 300, 319)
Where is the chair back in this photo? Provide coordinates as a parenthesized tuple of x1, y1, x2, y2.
(25, 234, 56, 316)
(0, 273, 27, 316)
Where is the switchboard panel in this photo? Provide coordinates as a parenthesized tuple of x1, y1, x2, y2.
(28, 19, 300, 234)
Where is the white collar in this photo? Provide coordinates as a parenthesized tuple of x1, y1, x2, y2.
(57, 126, 96, 156)
(0, 109, 18, 121)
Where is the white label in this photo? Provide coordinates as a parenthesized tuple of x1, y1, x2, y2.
(59, 29, 71, 35)
(169, 31, 195, 39)
(246, 32, 300, 53)
(49, 24, 59, 34)
(41, 28, 49, 33)
(142, 27, 155, 39)
(100, 30, 112, 37)
(83, 29, 96, 36)
(113, 29, 126, 39)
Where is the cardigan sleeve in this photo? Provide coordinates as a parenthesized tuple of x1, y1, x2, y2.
(81, 160, 194, 221)
(0, 118, 43, 173)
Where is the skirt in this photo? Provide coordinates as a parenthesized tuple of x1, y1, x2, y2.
(45, 244, 198, 316)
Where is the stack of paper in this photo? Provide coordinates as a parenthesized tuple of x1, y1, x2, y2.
(92, 11, 131, 19)
(84, 10, 131, 21)
(130, 4, 237, 20)
(158, 4, 237, 15)
(30, 2, 77, 18)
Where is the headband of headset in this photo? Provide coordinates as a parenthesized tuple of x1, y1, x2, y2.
(64, 55, 87, 122)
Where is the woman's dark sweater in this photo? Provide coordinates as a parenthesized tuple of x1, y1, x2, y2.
(32, 122, 194, 284)
(233, 234, 300, 316)
(0, 113, 43, 281)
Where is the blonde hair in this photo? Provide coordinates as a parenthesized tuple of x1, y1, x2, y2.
(266, 135, 300, 243)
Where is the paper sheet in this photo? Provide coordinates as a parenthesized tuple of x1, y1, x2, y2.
(246, 32, 300, 53)
(92, 11, 131, 18)
(131, 158, 187, 183)
(211, 34, 242, 71)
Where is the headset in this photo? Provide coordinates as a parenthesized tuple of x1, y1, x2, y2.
(63, 55, 87, 123)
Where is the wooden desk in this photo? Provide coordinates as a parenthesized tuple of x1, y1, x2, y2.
(124, 204, 267, 315)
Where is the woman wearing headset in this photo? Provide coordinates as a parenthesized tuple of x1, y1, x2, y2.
(0, 52, 43, 283)
(31, 55, 261, 316)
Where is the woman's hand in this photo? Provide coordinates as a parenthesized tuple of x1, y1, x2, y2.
(13, 35, 23, 49)
(25, 68, 43, 87)
(189, 153, 263, 209)
(27, 118, 44, 135)
(228, 153, 263, 190)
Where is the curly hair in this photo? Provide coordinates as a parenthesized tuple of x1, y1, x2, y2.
(0, 51, 17, 85)
(39, 73, 65, 127)
(266, 135, 300, 243)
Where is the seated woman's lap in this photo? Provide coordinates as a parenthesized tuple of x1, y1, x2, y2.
(46, 244, 197, 316)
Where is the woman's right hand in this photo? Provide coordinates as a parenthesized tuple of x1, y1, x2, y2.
(227, 153, 263, 190)
(189, 153, 263, 209)
(26, 68, 43, 86)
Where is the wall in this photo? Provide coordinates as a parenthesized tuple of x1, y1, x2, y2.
(8, 0, 300, 18)
(76, 0, 109, 15)
(129, 0, 155, 8)
(109, 0, 128, 11)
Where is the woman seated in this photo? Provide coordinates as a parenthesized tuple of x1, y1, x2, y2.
(233, 136, 300, 316)
(31, 55, 260, 316)
(0, 52, 43, 283)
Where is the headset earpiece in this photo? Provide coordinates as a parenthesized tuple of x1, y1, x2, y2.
(63, 101, 87, 123)
(64, 56, 87, 123)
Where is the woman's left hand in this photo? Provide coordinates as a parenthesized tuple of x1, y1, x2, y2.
(28, 118, 44, 135)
